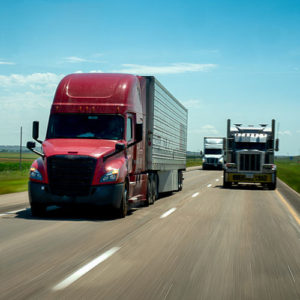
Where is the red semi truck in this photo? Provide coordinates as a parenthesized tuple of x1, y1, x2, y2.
(27, 73, 188, 217)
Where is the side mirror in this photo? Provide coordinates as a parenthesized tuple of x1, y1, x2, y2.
(27, 141, 36, 150)
(116, 143, 125, 151)
(135, 123, 143, 142)
(33, 121, 39, 141)
(275, 139, 279, 151)
(200, 150, 203, 158)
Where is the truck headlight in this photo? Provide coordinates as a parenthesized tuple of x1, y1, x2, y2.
(100, 168, 119, 183)
(29, 167, 43, 181)
(226, 163, 236, 169)
(263, 164, 276, 171)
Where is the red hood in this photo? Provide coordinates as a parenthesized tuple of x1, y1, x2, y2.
(42, 139, 122, 158)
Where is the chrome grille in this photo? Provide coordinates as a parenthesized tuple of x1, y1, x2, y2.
(239, 153, 260, 171)
(207, 158, 218, 164)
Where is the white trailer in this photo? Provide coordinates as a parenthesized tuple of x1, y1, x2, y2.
(145, 77, 188, 193)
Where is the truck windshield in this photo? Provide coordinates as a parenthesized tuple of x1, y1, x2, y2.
(205, 149, 222, 155)
(235, 142, 266, 151)
(47, 114, 124, 140)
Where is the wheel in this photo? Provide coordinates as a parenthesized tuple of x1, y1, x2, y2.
(202, 164, 206, 170)
(145, 175, 155, 206)
(31, 203, 46, 217)
(117, 183, 128, 218)
(223, 172, 232, 188)
(151, 176, 156, 204)
(269, 173, 277, 190)
(178, 170, 183, 191)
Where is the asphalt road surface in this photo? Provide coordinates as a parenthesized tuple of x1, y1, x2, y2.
(1, 169, 300, 300)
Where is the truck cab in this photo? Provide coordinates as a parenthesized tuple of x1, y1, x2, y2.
(202, 137, 225, 170)
(27, 73, 187, 218)
(223, 119, 279, 189)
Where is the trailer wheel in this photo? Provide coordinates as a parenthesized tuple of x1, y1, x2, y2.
(145, 175, 155, 206)
(117, 183, 128, 218)
(178, 170, 183, 191)
(31, 203, 46, 217)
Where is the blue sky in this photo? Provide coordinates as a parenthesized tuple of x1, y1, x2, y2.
(0, 0, 300, 155)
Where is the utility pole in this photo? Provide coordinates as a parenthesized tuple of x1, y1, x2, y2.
(19, 126, 22, 170)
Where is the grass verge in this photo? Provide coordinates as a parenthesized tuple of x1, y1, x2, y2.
(0, 161, 33, 195)
(276, 160, 300, 194)
(186, 158, 202, 168)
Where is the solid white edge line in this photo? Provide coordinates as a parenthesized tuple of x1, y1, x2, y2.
(0, 208, 26, 217)
(207, 184, 212, 188)
(160, 208, 177, 219)
(53, 247, 120, 291)
(192, 192, 199, 198)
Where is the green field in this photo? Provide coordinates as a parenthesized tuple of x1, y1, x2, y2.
(0, 153, 299, 195)
(186, 157, 203, 167)
(276, 157, 300, 194)
(0, 153, 37, 195)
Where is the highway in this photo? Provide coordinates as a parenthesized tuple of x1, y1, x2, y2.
(0, 169, 300, 299)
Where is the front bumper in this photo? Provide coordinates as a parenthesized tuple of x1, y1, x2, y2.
(203, 162, 223, 169)
(28, 181, 123, 209)
(225, 172, 275, 183)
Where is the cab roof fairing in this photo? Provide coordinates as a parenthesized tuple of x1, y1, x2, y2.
(51, 73, 143, 115)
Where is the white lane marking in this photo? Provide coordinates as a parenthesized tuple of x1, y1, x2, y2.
(192, 192, 199, 198)
(207, 184, 212, 188)
(160, 208, 176, 219)
(53, 247, 120, 291)
(0, 208, 26, 217)
(288, 265, 296, 283)
(221, 175, 224, 178)
(216, 179, 219, 182)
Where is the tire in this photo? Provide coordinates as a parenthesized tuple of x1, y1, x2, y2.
(145, 175, 155, 206)
(117, 183, 128, 218)
(268, 174, 277, 190)
(223, 171, 232, 188)
(178, 170, 183, 191)
(31, 203, 46, 217)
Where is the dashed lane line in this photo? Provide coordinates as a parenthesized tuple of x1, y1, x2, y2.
(160, 208, 177, 219)
(0, 208, 26, 217)
(53, 247, 120, 291)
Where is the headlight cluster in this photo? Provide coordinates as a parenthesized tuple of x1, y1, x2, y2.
(100, 168, 119, 183)
(263, 164, 277, 171)
(30, 167, 43, 181)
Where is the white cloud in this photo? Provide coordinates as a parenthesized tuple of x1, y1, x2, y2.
(89, 70, 104, 73)
(64, 56, 89, 63)
(279, 130, 292, 136)
(190, 124, 219, 135)
(0, 73, 64, 90)
(112, 63, 217, 75)
(182, 99, 202, 109)
(0, 60, 15, 65)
